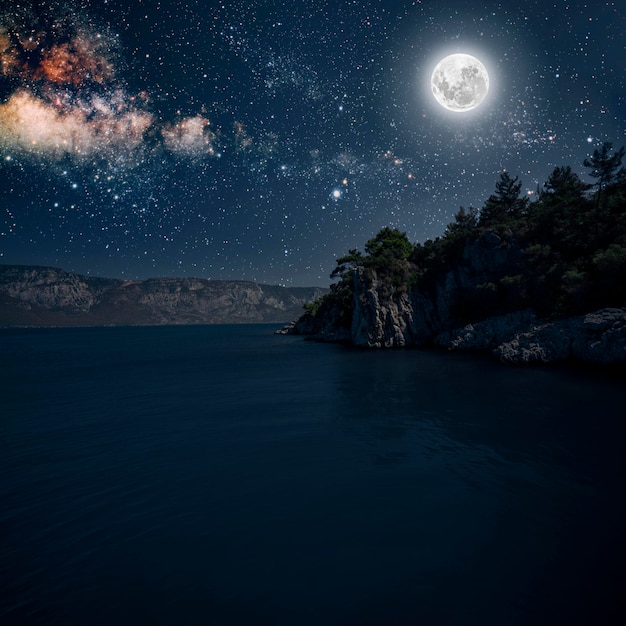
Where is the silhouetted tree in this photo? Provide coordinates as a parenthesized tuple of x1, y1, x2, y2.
(533, 166, 591, 247)
(445, 206, 479, 236)
(330, 249, 363, 280)
(583, 142, 625, 221)
(363, 227, 413, 263)
(541, 165, 590, 201)
(479, 172, 528, 226)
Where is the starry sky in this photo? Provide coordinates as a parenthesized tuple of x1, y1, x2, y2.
(0, 0, 624, 286)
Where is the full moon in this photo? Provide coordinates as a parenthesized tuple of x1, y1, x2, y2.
(431, 54, 489, 113)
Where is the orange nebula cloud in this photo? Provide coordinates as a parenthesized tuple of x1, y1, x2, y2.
(0, 28, 21, 76)
(0, 18, 155, 161)
(35, 37, 115, 87)
(0, 91, 153, 159)
(0, 24, 115, 87)
(0, 14, 243, 165)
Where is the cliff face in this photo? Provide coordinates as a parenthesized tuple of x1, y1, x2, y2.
(349, 230, 524, 348)
(494, 308, 626, 365)
(433, 307, 626, 365)
(0, 265, 99, 312)
(0, 265, 327, 326)
(351, 267, 423, 348)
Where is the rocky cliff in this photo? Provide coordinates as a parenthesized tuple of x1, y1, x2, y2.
(435, 308, 626, 365)
(288, 230, 524, 346)
(280, 148, 626, 365)
(0, 265, 327, 326)
(282, 230, 626, 366)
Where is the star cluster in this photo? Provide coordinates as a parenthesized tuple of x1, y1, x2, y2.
(1, 0, 624, 285)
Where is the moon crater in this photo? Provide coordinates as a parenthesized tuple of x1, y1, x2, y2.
(431, 54, 489, 113)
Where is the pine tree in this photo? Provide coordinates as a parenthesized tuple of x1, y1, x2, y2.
(363, 227, 413, 262)
(479, 172, 528, 226)
(445, 206, 478, 237)
(330, 249, 363, 280)
(541, 165, 590, 201)
(533, 166, 591, 250)
(583, 142, 625, 214)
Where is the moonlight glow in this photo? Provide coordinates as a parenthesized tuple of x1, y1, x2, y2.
(431, 54, 490, 113)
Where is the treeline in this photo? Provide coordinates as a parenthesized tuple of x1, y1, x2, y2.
(307, 142, 626, 325)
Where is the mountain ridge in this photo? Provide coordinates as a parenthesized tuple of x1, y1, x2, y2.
(0, 264, 327, 327)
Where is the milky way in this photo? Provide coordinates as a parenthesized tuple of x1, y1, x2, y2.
(0, 0, 624, 285)
(0, 8, 221, 164)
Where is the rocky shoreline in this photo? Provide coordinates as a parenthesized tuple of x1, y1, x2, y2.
(276, 243, 626, 366)
(279, 306, 626, 366)
(436, 307, 626, 365)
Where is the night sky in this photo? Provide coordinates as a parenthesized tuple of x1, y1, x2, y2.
(1, 1, 624, 286)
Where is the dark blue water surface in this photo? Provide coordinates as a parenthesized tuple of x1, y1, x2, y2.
(1, 325, 625, 625)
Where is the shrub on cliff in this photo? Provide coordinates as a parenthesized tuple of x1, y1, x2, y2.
(363, 228, 413, 267)
(330, 227, 415, 289)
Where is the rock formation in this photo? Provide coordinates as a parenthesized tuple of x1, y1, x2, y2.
(288, 230, 524, 344)
(282, 229, 626, 366)
(282, 147, 626, 365)
(493, 308, 626, 365)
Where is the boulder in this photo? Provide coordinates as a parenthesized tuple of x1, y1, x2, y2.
(495, 308, 626, 365)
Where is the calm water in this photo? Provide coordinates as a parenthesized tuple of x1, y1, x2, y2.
(1, 325, 625, 625)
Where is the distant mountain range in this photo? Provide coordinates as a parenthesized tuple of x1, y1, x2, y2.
(0, 265, 328, 327)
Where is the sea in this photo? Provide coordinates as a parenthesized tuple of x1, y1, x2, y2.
(1, 324, 625, 625)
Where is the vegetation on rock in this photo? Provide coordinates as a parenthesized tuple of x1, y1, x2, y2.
(301, 142, 626, 332)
